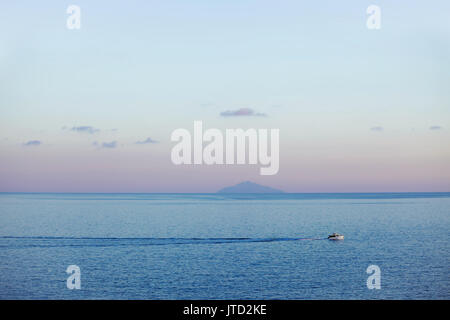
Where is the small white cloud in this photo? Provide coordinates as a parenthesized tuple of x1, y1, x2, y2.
(136, 137, 159, 144)
(93, 141, 117, 149)
(220, 108, 267, 117)
(23, 140, 42, 146)
(101, 141, 117, 148)
(70, 126, 100, 134)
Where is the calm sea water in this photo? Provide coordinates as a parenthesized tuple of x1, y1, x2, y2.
(0, 193, 449, 299)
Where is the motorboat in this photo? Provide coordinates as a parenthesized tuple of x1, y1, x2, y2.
(328, 233, 344, 240)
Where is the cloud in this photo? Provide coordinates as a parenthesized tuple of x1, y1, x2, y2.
(370, 126, 383, 132)
(93, 141, 117, 149)
(70, 126, 100, 134)
(220, 108, 267, 117)
(430, 126, 442, 130)
(101, 141, 117, 148)
(136, 137, 159, 144)
(23, 140, 41, 146)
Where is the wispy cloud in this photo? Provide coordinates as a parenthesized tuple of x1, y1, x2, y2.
(220, 108, 267, 117)
(370, 126, 383, 132)
(69, 126, 100, 134)
(136, 137, 159, 144)
(430, 125, 442, 130)
(102, 141, 117, 148)
(23, 140, 41, 146)
(93, 141, 117, 149)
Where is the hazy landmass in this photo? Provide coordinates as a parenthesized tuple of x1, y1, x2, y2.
(217, 181, 284, 193)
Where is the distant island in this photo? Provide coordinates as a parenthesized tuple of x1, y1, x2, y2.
(217, 181, 285, 193)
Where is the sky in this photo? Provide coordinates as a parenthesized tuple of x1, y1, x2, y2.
(0, 0, 449, 192)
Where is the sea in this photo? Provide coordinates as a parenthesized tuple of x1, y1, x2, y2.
(0, 192, 449, 299)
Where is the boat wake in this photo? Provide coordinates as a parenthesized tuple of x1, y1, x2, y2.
(0, 236, 325, 248)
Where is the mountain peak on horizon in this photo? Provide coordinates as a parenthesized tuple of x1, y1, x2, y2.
(217, 181, 284, 193)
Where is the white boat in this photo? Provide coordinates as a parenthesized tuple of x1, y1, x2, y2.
(328, 233, 344, 240)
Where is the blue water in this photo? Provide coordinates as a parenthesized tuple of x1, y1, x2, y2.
(0, 193, 449, 299)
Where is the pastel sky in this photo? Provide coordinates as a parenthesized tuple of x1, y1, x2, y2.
(1, 0, 449, 192)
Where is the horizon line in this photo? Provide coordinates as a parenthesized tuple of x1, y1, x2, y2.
(1, 191, 449, 194)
